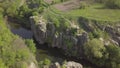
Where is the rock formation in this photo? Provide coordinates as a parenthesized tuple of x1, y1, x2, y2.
(30, 16, 120, 58)
(30, 16, 88, 57)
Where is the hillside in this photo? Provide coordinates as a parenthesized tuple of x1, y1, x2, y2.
(0, 0, 120, 68)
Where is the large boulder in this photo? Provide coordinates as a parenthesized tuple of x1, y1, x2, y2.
(64, 61, 83, 68)
(49, 61, 83, 68)
(105, 25, 120, 46)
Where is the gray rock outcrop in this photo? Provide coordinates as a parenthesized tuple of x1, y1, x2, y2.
(64, 61, 83, 68)
(105, 25, 120, 45)
(30, 16, 88, 57)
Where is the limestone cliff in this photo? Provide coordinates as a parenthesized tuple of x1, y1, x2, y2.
(30, 16, 88, 57)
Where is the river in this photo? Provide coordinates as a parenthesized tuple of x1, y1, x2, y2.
(7, 20, 65, 63)
(7, 19, 99, 68)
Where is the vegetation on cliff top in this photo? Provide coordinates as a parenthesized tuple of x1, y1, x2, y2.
(68, 7, 120, 22)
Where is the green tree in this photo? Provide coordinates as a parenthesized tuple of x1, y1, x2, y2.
(84, 39, 106, 59)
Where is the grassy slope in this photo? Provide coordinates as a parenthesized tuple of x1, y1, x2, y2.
(67, 4, 120, 22)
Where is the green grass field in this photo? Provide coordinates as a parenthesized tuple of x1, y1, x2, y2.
(67, 4, 120, 22)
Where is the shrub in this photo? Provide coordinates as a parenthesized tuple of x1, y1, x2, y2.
(38, 58, 51, 68)
(32, 11, 39, 16)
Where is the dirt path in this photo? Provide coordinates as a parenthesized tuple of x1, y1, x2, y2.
(44, 0, 81, 12)
(53, 0, 81, 12)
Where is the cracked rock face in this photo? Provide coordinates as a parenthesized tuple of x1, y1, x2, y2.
(105, 26, 120, 46)
(30, 16, 88, 57)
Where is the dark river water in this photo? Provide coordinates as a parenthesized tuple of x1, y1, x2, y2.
(9, 23, 33, 39)
(7, 21, 66, 63)
(7, 20, 99, 68)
